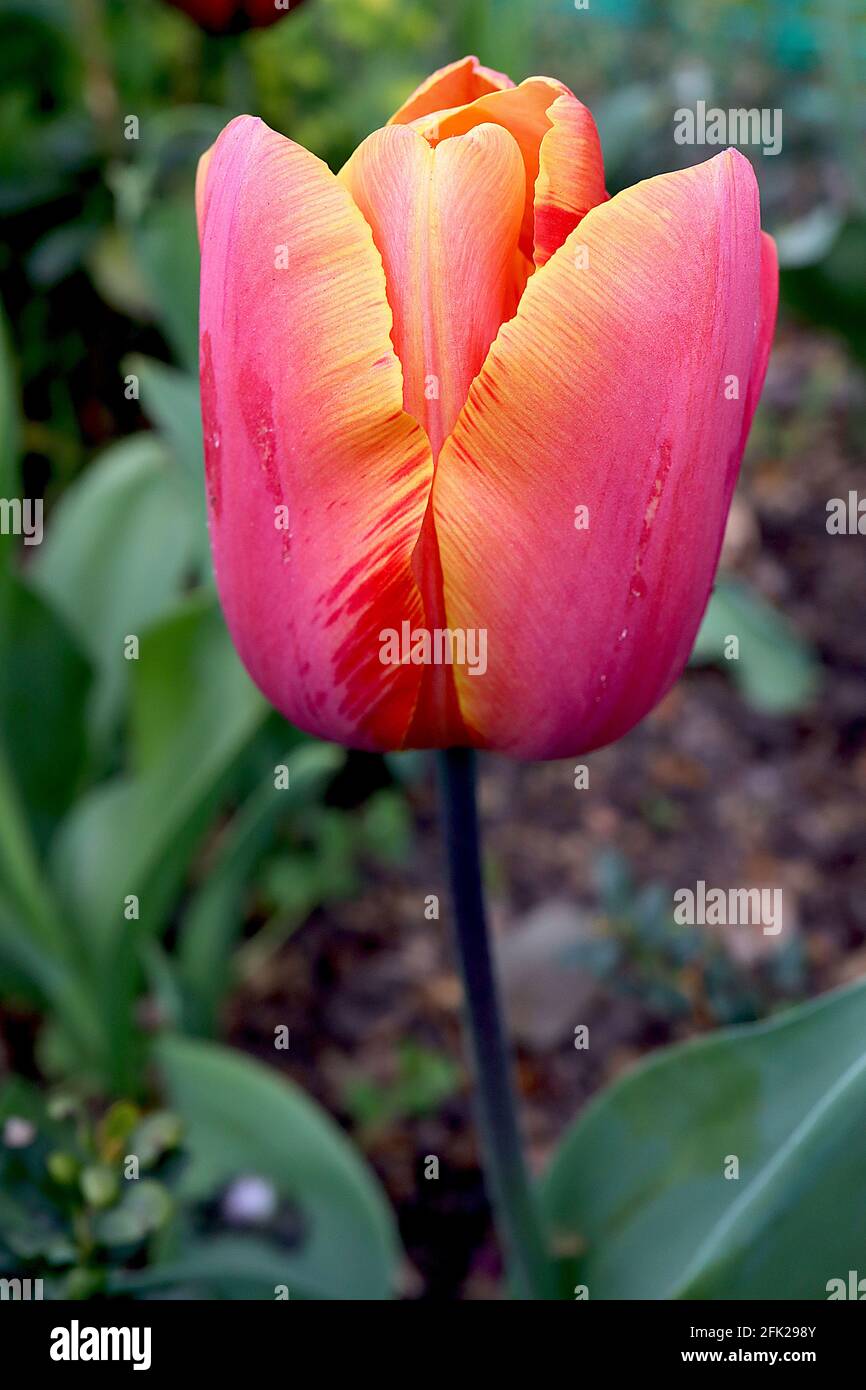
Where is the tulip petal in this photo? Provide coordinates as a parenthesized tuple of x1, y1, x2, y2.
(743, 231, 779, 438)
(433, 150, 774, 759)
(388, 55, 514, 126)
(198, 115, 434, 750)
(407, 77, 607, 266)
(340, 122, 526, 459)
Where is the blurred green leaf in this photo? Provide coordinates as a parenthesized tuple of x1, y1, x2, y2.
(47, 596, 266, 1088)
(360, 788, 412, 863)
(123, 353, 207, 553)
(155, 1034, 401, 1300)
(0, 577, 91, 843)
(80, 1163, 119, 1208)
(127, 1110, 182, 1169)
(781, 217, 866, 365)
(50, 595, 266, 955)
(774, 205, 845, 269)
(178, 740, 345, 1036)
(108, 1234, 338, 1301)
(690, 576, 819, 714)
(27, 220, 100, 287)
(128, 590, 246, 772)
(92, 1179, 172, 1247)
(344, 1042, 461, 1131)
(29, 434, 202, 741)
(133, 196, 200, 374)
(541, 979, 866, 1299)
(97, 1100, 140, 1152)
(86, 225, 157, 323)
(0, 742, 66, 960)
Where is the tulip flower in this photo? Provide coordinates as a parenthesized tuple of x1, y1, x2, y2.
(168, 0, 304, 33)
(197, 56, 777, 763)
(197, 56, 778, 1301)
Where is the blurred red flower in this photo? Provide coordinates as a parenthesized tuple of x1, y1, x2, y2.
(167, 0, 305, 33)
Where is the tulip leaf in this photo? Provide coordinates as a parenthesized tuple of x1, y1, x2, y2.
(132, 196, 201, 374)
(0, 576, 91, 844)
(540, 979, 866, 1299)
(154, 1034, 401, 1301)
(124, 353, 208, 557)
(689, 576, 819, 713)
(128, 589, 255, 773)
(50, 594, 266, 955)
(28, 434, 203, 742)
(108, 1235, 350, 1302)
(46, 593, 267, 1089)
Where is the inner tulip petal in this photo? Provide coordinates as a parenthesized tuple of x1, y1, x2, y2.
(340, 121, 525, 461)
(405, 76, 607, 266)
(388, 54, 514, 126)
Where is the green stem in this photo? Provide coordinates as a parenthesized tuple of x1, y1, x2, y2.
(437, 748, 558, 1300)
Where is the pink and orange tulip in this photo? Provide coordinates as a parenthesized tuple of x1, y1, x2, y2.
(196, 56, 778, 760)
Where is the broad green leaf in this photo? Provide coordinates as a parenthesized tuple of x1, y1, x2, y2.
(155, 1035, 400, 1300)
(124, 353, 207, 557)
(133, 196, 200, 373)
(540, 979, 866, 1300)
(128, 590, 238, 771)
(0, 886, 102, 1066)
(50, 595, 267, 952)
(690, 576, 819, 714)
(108, 1235, 344, 1301)
(28, 435, 202, 740)
(0, 577, 91, 843)
(48, 596, 266, 1088)
(0, 740, 64, 956)
(124, 355, 202, 487)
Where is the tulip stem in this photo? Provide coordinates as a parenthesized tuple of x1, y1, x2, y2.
(437, 748, 558, 1300)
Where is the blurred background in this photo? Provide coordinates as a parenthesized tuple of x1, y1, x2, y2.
(1, 0, 865, 1300)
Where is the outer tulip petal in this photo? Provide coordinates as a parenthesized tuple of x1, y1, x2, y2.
(388, 55, 514, 126)
(198, 115, 434, 751)
(407, 77, 607, 265)
(340, 122, 526, 459)
(743, 231, 778, 440)
(432, 150, 773, 759)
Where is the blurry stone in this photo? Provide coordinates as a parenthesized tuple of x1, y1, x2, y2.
(222, 1175, 279, 1226)
(3, 1116, 36, 1148)
(496, 900, 599, 1052)
(649, 750, 709, 790)
(720, 494, 760, 565)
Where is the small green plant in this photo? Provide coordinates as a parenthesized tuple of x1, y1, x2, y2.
(0, 1087, 181, 1298)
